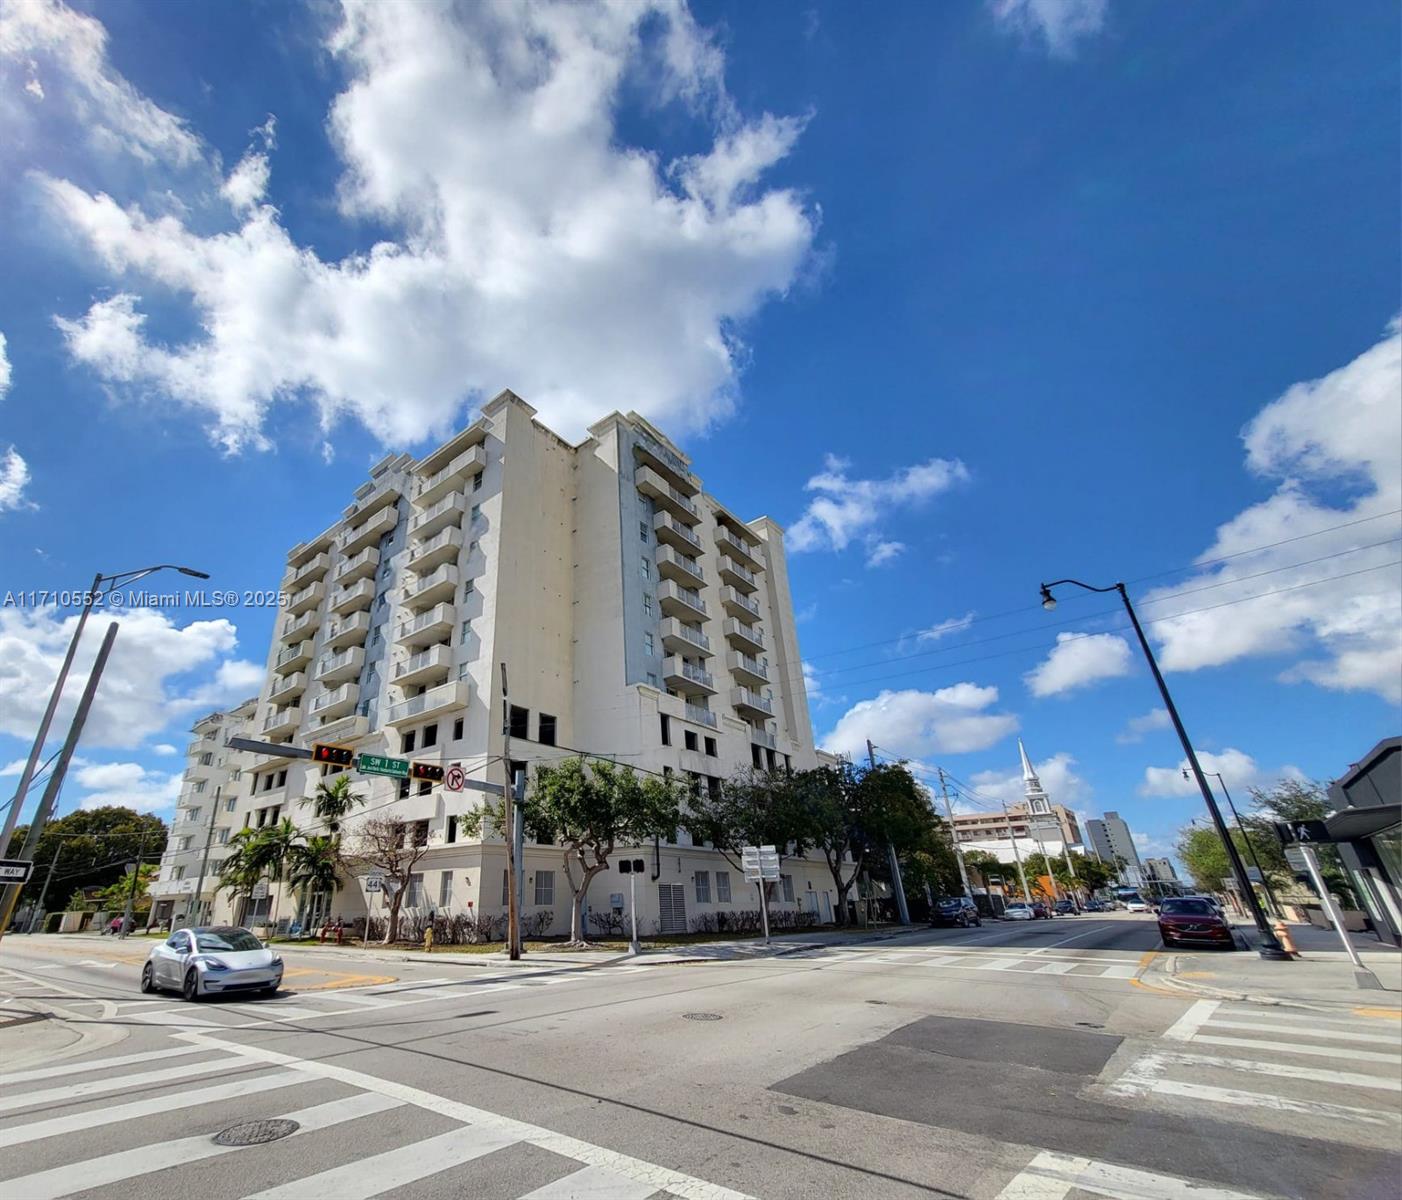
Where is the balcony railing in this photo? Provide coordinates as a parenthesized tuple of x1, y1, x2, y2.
(335, 546, 380, 584)
(310, 683, 357, 716)
(410, 493, 464, 538)
(263, 706, 301, 734)
(281, 610, 319, 643)
(718, 555, 757, 590)
(732, 687, 774, 717)
(407, 525, 463, 570)
(393, 644, 453, 684)
(721, 586, 760, 618)
(274, 641, 313, 673)
(286, 581, 325, 615)
(268, 671, 307, 701)
(655, 545, 705, 588)
(324, 610, 372, 648)
(684, 703, 718, 729)
(635, 465, 700, 522)
(659, 580, 707, 619)
(405, 563, 458, 606)
(751, 728, 777, 750)
(660, 618, 711, 654)
(290, 552, 331, 586)
(728, 651, 769, 684)
(315, 646, 364, 683)
(330, 577, 376, 615)
(716, 528, 762, 567)
(340, 505, 396, 553)
(414, 444, 486, 506)
(663, 655, 715, 694)
(633, 430, 697, 492)
(396, 602, 455, 645)
(723, 618, 765, 652)
(654, 513, 702, 552)
(386, 679, 470, 725)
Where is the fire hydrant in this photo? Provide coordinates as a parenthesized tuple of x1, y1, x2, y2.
(1273, 920, 1298, 957)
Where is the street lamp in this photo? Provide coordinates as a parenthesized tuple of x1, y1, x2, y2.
(0, 563, 210, 859)
(1039, 578, 1290, 961)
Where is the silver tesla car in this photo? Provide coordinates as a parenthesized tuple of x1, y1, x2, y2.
(141, 925, 284, 1001)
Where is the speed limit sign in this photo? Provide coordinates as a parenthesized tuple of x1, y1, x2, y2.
(445, 764, 466, 792)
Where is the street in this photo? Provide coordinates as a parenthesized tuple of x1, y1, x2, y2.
(2, 914, 1399, 1199)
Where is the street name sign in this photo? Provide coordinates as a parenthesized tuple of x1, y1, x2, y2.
(0, 859, 34, 884)
(358, 754, 410, 779)
(742, 845, 780, 882)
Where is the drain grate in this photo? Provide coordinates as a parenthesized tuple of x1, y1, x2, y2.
(682, 1012, 723, 1021)
(212, 1119, 300, 1147)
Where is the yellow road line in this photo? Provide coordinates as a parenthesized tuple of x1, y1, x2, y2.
(1353, 1006, 1402, 1020)
(289, 972, 397, 991)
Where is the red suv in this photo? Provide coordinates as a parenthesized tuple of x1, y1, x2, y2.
(1157, 896, 1234, 949)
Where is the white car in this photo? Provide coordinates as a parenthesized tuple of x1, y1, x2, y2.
(1003, 903, 1035, 920)
(142, 926, 283, 1001)
(1125, 899, 1151, 914)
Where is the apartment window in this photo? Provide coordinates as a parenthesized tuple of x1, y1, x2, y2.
(509, 705, 530, 739)
(370, 628, 382, 647)
(405, 873, 425, 908)
(695, 870, 711, 904)
(704, 736, 717, 757)
(461, 621, 472, 642)
(716, 870, 731, 903)
(472, 472, 483, 492)
(643, 632, 654, 656)
(470, 503, 481, 523)
(659, 714, 671, 746)
(200, 752, 213, 766)
(243, 812, 251, 828)
(186, 808, 201, 824)
(783, 753, 792, 774)
(469, 540, 479, 554)
(646, 672, 658, 688)
(438, 872, 454, 907)
(684, 729, 699, 752)
(410, 820, 430, 847)
(642, 593, 653, 616)
(192, 780, 207, 794)
(463, 580, 474, 598)
(707, 775, 721, 800)
(172, 866, 186, 881)
(418, 780, 432, 795)
(765, 748, 777, 772)
(224, 796, 236, 814)
(751, 744, 762, 769)
(639, 520, 649, 543)
(176, 836, 191, 852)
(459, 662, 472, 679)
(276, 769, 287, 788)
(534, 870, 555, 906)
(422, 723, 438, 748)
(216, 829, 229, 845)
(446, 815, 458, 844)
(398, 777, 411, 800)
(640, 557, 649, 580)
(538, 713, 557, 747)
(402, 730, 417, 754)
(453, 717, 464, 740)
(230, 768, 241, 782)
(781, 874, 795, 903)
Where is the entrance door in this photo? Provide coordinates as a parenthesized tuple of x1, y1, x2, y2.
(658, 883, 687, 934)
(820, 893, 833, 924)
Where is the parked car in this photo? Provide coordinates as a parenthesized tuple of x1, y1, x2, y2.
(1125, 898, 1151, 913)
(1157, 897, 1235, 949)
(930, 896, 982, 928)
(1003, 903, 1035, 921)
(1053, 899, 1078, 915)
(142, 926, 283, 1001)
(1029, 901, 1053, 920)
(1083, 899, 1105, 913)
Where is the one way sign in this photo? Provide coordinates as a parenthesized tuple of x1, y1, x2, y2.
(0, 859, 34, 884)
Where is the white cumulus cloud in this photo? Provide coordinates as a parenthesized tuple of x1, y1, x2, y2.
(21, 0, 818, 452)
(968, 751, 1090, 808)
(0, 330, 10, 397)
(918, 612, 975, 642)
(1024, 631, 1133, 698)
(864, 539, 905, 568)
(0, 446, 34, 512)
(1139, 747, 1266, 798)
(988, 0, 1108, 58)
(1115, 707, 1171, 744)
(822, 683, 1018, 758)
(73, 760, 181, 813)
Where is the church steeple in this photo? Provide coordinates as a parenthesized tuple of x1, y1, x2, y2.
(1019, 738, 1051, 815)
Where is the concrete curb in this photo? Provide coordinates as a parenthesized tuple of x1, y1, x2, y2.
(1145, 954, 1402, 1013)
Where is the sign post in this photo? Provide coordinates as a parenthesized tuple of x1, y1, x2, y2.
(619, 858, 646, 954)
(742, 845, 780, 944)
(1299, 843, 1368, 974)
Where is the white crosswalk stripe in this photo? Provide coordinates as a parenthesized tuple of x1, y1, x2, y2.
(839, 946, 1144, 981)
(995, 1150, 1270, 1199)
(520, 1163, 663, 1198)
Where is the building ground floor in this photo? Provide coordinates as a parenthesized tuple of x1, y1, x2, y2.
(206, 842, 842, 941)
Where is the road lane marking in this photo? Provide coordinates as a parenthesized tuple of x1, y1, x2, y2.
(996, 1150, 1272, 1200)
(1218, 1009, 1402, 1033)
(519, 1163, 662, 1199)
(0, 1057, 241, 1115)
(243, 1123, 521, 1198)
(976, 958, 1027, 971)
(1144, 1077, 1400, 1126)
(1032, 961, 1076, 975)
(1, 1091, 401, 1200)
(0, 1045, 203, 1085)
(1161, 999, 1219, 1042)
(0, 1070, 307, 1149)
(1143, 1048, 1401, 1092)
(1190, 1034, 1402, 1064)
(1098, 964, 1138, 979)
(176, 1030, 755, 1200)
(1205, 1018, 1400, 1045)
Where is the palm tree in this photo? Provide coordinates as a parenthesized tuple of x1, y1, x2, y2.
(253, 818, 299, 929)
(217, 831, 266, 924)
(288, 835, 344, 928)
(301, 773, 366, 841)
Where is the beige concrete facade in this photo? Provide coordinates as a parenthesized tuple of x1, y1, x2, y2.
(200, 392, 837, 936)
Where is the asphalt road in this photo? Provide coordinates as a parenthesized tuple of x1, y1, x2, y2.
(1, 915, 1398, 1199)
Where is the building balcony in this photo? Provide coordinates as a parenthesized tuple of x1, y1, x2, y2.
(405, 563, 458, 608)
(732, 687, 774, 719)
(414, 444, 487, 507)
(184, 739, 208, 757)
(716, 528, 762, 569)
(268, 671, 307, 704)
(286, 580, 325, 616)
(335, 546, 380, 586)
(330, 577, 376, 616)
(723, 618, 765, 654)
(720, 586, 760, 620)
(684, 702, 718, 729)
(392, 644, 453, 687)
(410, 492, 464, 540)
(347, 476, 401, 520)
(396, 602, 455, 647)
(727, 651, 769, 688)
(635, 466, 699, 523)
(281, 610, 319, 645)
(274, 641, 313, 674)
(660, 617, 712, 657)
(309, 682, 358, 720)
(751, 727, 777, 751)
(633, 432, 698, 494)
(658, 580, 707, 620)
(654, 512, 702, 553)
(407, 525, 463, 573)
(262, 706, 301, 736)
(662, 655, 716, 697)
(315, 646, 364, 685)
(718, 555, 758, 593)
(386, 679, 470, 726)
(340, 505, 397, 555)
(324, 610, 372, 650)
(289, 552, 331, 587)
(655, 546, 705, 589)
(314, 713, 369, 744)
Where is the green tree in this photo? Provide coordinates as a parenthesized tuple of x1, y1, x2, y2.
(91, 863, 159, 915)
(288, 835, 345, 924)
(683, 768, 813, 882)
(15, 807, 167, 906)
(344, 816, 432, 942)
(466, 757, 681, 945)
(960, 849, 1003, 890)
(300, 773, 366, 841)
(1249, 778, 1330, 823)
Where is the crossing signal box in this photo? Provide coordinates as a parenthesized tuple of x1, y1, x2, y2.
(312, 743, 354, 767)
(411, 762, 445, 783)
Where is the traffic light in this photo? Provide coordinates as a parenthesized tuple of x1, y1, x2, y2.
(312, 743, 354, 767)
(411, 762, 445, 783)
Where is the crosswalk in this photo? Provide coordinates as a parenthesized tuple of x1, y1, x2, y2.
(0, 1033, 752, 1200)
(1103, 998, 1402, 1148)
(840, 945, 1143, 981)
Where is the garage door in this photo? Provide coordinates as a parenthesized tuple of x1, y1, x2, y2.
(658, 883, 688, 934)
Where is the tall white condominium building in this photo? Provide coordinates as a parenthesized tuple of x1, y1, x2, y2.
(148, 698, 258, 927)
(1086, 811, 1142, 882)
(216, 390, 837, 934)
(1143, 857, 1178, 882)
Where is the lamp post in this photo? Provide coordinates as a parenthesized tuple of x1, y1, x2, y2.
(1039, 579, 1290, 961)
(1185, 767, 1284, 919)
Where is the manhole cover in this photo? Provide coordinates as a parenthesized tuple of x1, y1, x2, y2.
(682, 1012, 723, 1021)
(212, 1119, 300, 1147)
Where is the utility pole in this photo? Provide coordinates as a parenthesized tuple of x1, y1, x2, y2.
(937, 768, 972, 898)
(1002, 800, 1031, 900)
(0, 622, 119, 946)
(866, 741, 910, 925)
(1191, 769, 1283, 919)
(25, 852, 61, 934)
(190, 785, 221, 927)
(118, 826, 148, 938)
(500, 663, 521, 960)
(1028, 820, 1061, 902)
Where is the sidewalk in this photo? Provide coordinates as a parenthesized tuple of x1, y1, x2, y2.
(1146, 921, 1402, 1012)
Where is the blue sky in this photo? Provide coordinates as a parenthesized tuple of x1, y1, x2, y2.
(1, 0, 1398, 868)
